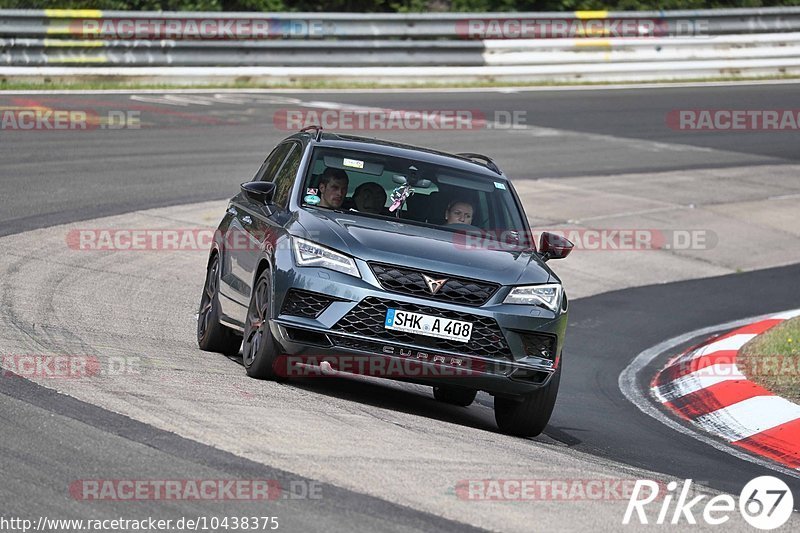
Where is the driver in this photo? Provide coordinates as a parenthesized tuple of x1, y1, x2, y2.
(318, 167, 349, 209)
(444, 200, 474, 225)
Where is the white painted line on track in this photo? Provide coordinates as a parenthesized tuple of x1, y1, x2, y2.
(773, 309, 800, 320)
(618, 311, 800, 480)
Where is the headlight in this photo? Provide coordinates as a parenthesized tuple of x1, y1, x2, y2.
(291, 237, 360, 278)
(504, 283, 563, 312)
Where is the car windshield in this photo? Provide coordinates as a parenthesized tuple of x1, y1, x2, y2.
(300, 147, 531, 247)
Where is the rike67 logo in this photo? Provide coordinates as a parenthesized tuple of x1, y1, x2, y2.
(624, 477, 794, 530)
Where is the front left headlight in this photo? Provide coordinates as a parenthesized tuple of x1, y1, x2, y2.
(291, 237, 361, 278)
(504, 283, 563, 312)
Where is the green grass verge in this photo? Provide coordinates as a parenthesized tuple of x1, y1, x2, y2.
(738, 317, 800, 403)
(1, 74, 799, 91)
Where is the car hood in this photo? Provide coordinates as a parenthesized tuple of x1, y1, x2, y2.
(294, 209, 553, 286)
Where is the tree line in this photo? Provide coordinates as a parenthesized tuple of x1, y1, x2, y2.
(1, 0, 797, 12)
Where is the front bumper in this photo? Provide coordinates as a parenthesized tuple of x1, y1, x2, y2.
(270, 258, 568, 397)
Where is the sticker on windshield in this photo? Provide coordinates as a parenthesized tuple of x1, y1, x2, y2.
(494, 182, 507, 190)
(304, 194, 320, 205)
(343, 158, 364, 169)
(306, 188, 318, 195)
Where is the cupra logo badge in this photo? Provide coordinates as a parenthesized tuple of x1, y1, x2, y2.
(422, 274, 448, 295)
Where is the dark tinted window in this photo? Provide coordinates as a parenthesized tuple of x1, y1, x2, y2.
(300, 147, 528, 245)
(272, 143, 302, 208)
(254, 143, 292, 182)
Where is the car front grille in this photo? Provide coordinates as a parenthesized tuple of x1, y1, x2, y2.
(369, 263, 499, 307)
(332, 297, 510, 360)
(280, 289, 338, 318)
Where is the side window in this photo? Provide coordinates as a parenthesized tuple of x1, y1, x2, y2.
(254, 143, 292, 182)
(272, 143, 302, 208)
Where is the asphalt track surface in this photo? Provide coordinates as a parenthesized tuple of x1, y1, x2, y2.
(559, 263, 800, 499)
(0, 376, 481, 532)
(1, 83, 799, 530)
(1, 83, 799, 237)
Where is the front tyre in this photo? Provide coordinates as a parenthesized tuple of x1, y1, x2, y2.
(197, 254, 242, 356)
(242, 270, 281, 380)
(494, 364, 561, 437)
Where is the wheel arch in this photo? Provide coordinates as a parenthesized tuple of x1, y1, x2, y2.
(252, 256, 276, 318)
(206, 245, 220, 267)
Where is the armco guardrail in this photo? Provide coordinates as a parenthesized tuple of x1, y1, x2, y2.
(4, 33, 800, 68)
(2, 8, 800, 39)
(1, 8, 800, 83)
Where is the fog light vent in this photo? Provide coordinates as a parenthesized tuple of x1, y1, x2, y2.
(520, 333, 557, 360)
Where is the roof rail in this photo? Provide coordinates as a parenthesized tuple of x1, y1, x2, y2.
(300, 125, 323, 141)
(455, 152, 502, 175)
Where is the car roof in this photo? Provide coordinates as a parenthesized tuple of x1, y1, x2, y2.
(290, 131, 508, 181)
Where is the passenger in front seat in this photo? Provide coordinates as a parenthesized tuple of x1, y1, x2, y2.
(444, 200, 474, 225)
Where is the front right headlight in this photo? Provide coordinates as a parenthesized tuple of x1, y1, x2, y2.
(503, 283, 563, 312)
(291, 237, 361, 278)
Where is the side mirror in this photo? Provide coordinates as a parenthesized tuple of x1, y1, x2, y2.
(539, 232, 573, 262)
(241, 181, 276, 205)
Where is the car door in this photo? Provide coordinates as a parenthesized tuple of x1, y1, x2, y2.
(223, 141, 303, 324)
(218, 142, 294, 322)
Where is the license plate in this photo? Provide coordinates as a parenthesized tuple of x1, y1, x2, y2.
(384, 309, 472, 343)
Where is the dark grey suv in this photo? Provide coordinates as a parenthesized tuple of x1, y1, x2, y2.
(197, 128, 573, 437)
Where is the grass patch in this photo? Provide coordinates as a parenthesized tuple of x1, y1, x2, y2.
(738, 317, 800, 403)
(1, 74, 799, 92)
